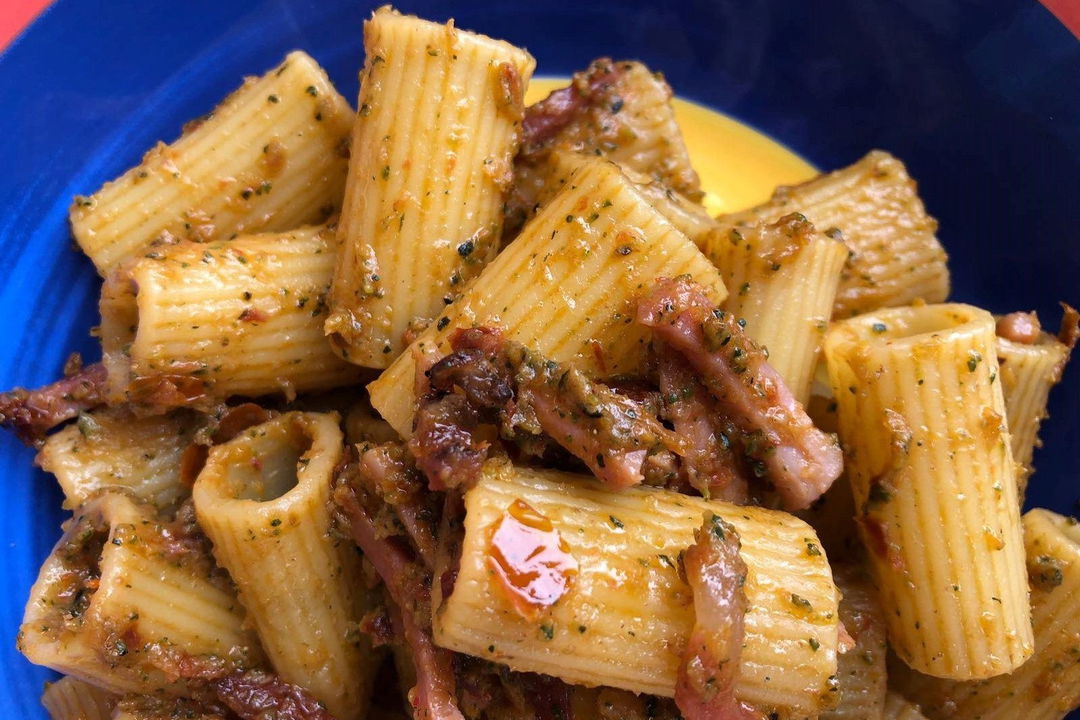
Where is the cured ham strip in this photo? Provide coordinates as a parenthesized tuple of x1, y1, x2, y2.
(638, 277, 842, 510)
(656, 348, 749, 503)
(333, 451, 466, 720)
(0, 362, 106, 445)
(212, 671, 337, 720)
(675, 514, 759, 720)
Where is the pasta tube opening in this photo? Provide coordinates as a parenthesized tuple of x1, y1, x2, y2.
(194, 412, 375, 720)
(824, 303, 1033, 680)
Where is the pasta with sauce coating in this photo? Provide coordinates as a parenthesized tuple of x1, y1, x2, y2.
(71, 51, 353, 275)
(824, 304, 1032, 680)
(100, 224, 363, 408)
(434, 460, 841, 719)
(368, 156, 727, 436)
(193, 412, 375, 720)
(325, 6, 536, 367)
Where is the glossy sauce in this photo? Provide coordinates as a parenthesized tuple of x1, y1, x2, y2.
(525, 78, 817, 217)
(488, 499, 578, 617)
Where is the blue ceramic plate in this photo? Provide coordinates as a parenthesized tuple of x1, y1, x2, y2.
(0, 0, 1077, 716)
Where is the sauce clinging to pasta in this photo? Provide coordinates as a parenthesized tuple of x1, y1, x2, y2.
(525, 78, 817, 216)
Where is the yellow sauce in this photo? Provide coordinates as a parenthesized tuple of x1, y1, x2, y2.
(525, 78, 817, 216)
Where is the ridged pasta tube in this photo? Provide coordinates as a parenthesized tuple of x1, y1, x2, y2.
(325, 7, 535, 367)
(19, 492, 263, 695)
(368, 157, 727, 435)
(892, 509, 1080, 720)
(71, 51, 353, 275)
(704, 213, 847, 404)
(100, 224, 363, 407)
(36, 408, 200, 511)
(41, 677, 116, 720)
(193, 412, 374, 720)
(824, 304, 1032, 679)
(996, 333, 1071, 495)
(714, 151, 948, 317)
(433, 461, 841, 719)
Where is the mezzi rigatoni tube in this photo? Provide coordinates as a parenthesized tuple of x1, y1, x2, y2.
(325, 7, 535, 367)
(71, 51, 354, 275)
(368, 157, 727, 436)
(193, 412, 374, 720)
(824, 304, 1032, 679)
(714, 150, 948, 318)
(18, 492, 263, 695)
(434, 462, 841, 719)
(100, 224, 363, 407)
(893, 508, 1080, 720)
(36, 408, 200, 511)
(41, 677, 116, 720)
(704, 212, 847, 404)
(996, 332, 1071, 494)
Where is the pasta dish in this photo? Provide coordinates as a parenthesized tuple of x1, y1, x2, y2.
(1, 6, 1077, 720)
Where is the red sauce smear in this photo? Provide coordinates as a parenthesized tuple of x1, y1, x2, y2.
(488, 499, 578, 618)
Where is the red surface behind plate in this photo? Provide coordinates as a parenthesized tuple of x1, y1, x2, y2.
(0, 0, 52, 50)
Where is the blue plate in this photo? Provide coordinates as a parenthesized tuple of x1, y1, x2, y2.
(0, 0, 1077, 715)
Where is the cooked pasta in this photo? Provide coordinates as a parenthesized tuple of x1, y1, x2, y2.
(36, 407, 200, 510)
(19, 492, 263, 694)
(192, 412, 374, 720)
(704, 212, 848, 404)
(891, 508, 1080, 720)
(100, 224, 362, 407)
(714, 150, 949, 317)
(3, 8, 1077, 720)
(997, 330, 1072, 495)
(71, 51, 353, 275)
(434, 461, 841, 719)
(40, 677, 116, 720)
(824, 304, 1032, 679)
(325, 7, 536, 367)
(368, 156, 726, 436)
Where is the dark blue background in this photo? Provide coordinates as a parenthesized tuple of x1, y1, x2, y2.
(0, 0, 1076, 715)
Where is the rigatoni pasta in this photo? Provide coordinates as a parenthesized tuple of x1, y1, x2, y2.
(19, 492, 263, 695)
(71, 51, 354, 275)
(36, 408, 200, 511)
(434, 461, 841, 719)
(40, 677, 116, 720)
(193, 412, 374, 720)
(100, 224, 363, 407)
(325, 6, 536, 367)
(892, 508, 1080, 720)
(824, 304, 1032, 679)
(714, 150, 949, 317)
(368, 156, 727, 435)
(996, 330, 1072, 494)
(704, 212, 848, 404)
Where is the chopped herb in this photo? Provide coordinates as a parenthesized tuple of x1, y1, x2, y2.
(791, 593, 813, 611)
(808, 637, 820, 651)
(805, 540, 822, 557)
(609, 515, 624, 529)
(267, 94, 280, 103)
(872, 322, 888, 333)
(610, 97, 624, 113)
(305, 85, 319, 96)
(539, 623, 554, 640)
(381, 165, 390, 180)
(967, 351, 982, 372)
(270, 518, 282, 527)
(457, 240, 474, 258)
(436, 317, 450, 331)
